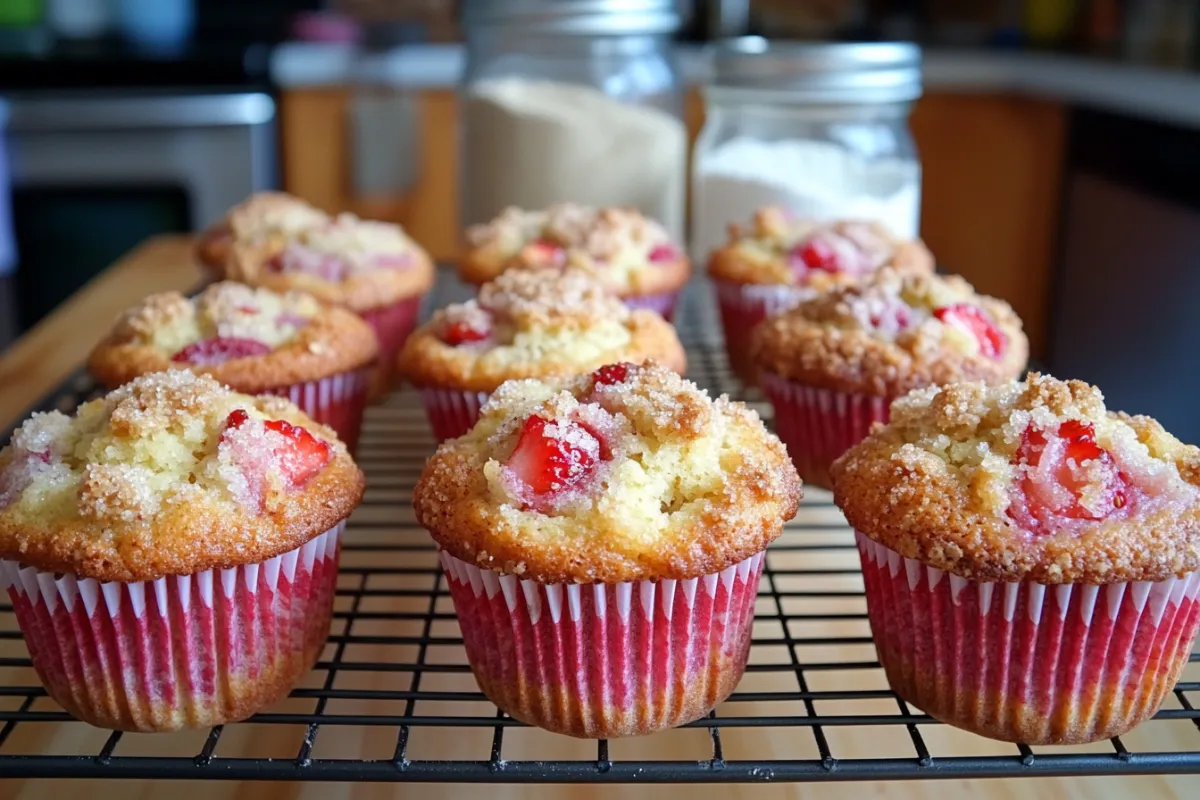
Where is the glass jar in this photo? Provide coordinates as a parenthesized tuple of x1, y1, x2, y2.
(460, 0, 688, 240)
(692, 39, 923, 260)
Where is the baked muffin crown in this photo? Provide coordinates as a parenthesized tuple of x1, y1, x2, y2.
(195, 192, 328, 271)
(89, 282, 379, 393)
(413, 361, 801, 583)
(707, 208, 934, 287)
(752, 268, 1028, 397)
(831, 374, 1200, 584)
(397, 268, 686, 392)
(0, 371, 364, 582)
(460, 203, 689, 297)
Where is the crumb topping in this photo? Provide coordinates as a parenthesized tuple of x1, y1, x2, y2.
(225, 192, 329, 246)
(752, 268, 1028, 397)
(707, 208, 935, 286)
(463, 204, 688, 295)
(413, 361, 802, 583)
(269, 213, 421, 280)
(397, 269, 686, 392)
(831, 374, 1200, 583)
(0, 372, 363, 581)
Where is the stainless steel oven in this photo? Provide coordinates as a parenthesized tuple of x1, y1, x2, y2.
(3, 91, 276, 336)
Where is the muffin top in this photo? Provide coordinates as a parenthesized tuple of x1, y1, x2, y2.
(832, 374, 1200, 584)
(195, 192, 329, 271)
(752, 269, 1028, 397)
(413, 361, 801, 583)
(398, 268, 687, 393)
(707, 208, 934, 287)
(222, 207, 435, 312)
(89, 282, 379, 393)
(0, 371, 364, 582)
(461, 203, 690, 298)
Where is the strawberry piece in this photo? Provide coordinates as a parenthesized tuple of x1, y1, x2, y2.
(788, 236, 842, 276)
(173, 337, 271, 366)
(526, 239, 566, 266)
(236, 305, 260, 315)
(441, 320, 491, 346)
(1011, 419, 1130, 534)
(591, 363, 632, 386)
(933, 303, 1007, 359)
(222, 409, 331, 490)
(648, 243, 679, 264)
(506, 415, 601, 497)
(225, 409, 250, 429)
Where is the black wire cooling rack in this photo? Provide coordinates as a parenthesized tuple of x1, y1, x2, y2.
(0, 277, 1197, 783)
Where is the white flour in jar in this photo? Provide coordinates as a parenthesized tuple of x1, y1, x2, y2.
(691, 137, 921, 260)
(463, 79, 688, 241)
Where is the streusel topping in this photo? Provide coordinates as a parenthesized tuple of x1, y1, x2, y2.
(752, 268, 1028, 397)
(0, 371, 363, 581)
(831, 375, 1200, 583)
(708, 208, 934, 286)
(398, 269, 686, 392)
(463, 204, 687, 295)
(268, 213, 422, 280)
(413, 361, 801, 583)
(225, 192, 329, 246)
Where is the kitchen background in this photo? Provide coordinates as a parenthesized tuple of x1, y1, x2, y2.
(0, 0, 1197, 441)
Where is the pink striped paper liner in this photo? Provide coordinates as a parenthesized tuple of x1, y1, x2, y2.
(359, 295, 424, 394)
(419, 388, 490, 442)
(713, 280, 811, 384)
(857, 532, 1200, 744)
(622, 290, 680, 322)
(439, 549, 764, 738)
(264, 368, 370, 453)
(759, 371, 890, 490)
(1, 523, 344, 732)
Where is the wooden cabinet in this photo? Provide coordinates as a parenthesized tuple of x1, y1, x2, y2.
(281, 87, 1066, 358)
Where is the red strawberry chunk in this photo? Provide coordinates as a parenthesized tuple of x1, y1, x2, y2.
(933, 303, 1007, 359)
(441, 320, 491, 346)
(591, 363, 632, 387)
(264, 418, 331, 487)
(788, 235, 843, 276)
(506, 415, 602, 498)
(527, 239, 566, 266)
(173, 337, 271, 366)
(1010, 419, 1130, 535)
(648, 243, 679, 264)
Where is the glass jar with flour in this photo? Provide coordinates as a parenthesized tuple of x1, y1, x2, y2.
(460, 0, 688, 240)
(692, 39, 923, 260)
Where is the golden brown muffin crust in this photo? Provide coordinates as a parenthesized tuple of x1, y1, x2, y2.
(831, 375, 1200, 584)
(413, 362, 801, 583)
(752, 269, 1028, 397)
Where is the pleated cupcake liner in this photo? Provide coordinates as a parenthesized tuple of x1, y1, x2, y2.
(264, 368, 370, 453)
(1, 522, 344, 732)
(359, 295, 424, 396)
(622, 290, 680, 322)
(419, 388, 491, 442)
(713, 280, 810, 384)
(857, 532, 1200, 744)
(760, 372, 890, 490)
(440, 549, 765, 738)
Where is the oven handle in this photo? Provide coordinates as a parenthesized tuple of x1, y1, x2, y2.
(5, 93, 274, 132)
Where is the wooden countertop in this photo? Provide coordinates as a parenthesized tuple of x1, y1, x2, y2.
(0, 236, 1196, 798)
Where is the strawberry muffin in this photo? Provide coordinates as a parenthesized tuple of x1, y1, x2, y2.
(832, 374, 1200, 744)
(708, 209, 935, 383)
(88, 282, 378, 451)
(414, 361, 802, 737)
(195, 192, 328, 275)
(752, 268, 1027, 489)
(398, 268, 687, 442)
(461, 204, 690, 320)
(0, 371, 364, 731)
(219, 201, 434, 384)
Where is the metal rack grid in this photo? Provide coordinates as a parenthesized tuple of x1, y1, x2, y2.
(0, 280, 1197, 783)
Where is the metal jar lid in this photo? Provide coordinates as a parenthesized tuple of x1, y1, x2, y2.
(462, 0, 684, 36)
(709, 38, 923, 104)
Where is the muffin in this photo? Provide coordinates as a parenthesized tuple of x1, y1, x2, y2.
(413, 361, 801, 737)
(88, 282, 379, 452)
(0, 371, 364, 731)
(195, 192, 328, 275)
(398, 267, 687, 442)
(831, 374, 1200, 744)
(752, 268, 1028, 489)
(708, 209, 934, 383)
(461, 204, 690, 320)
(218, 199, 435, 384)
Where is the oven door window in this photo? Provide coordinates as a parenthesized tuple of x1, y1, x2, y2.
(12, 185, 189, 332)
